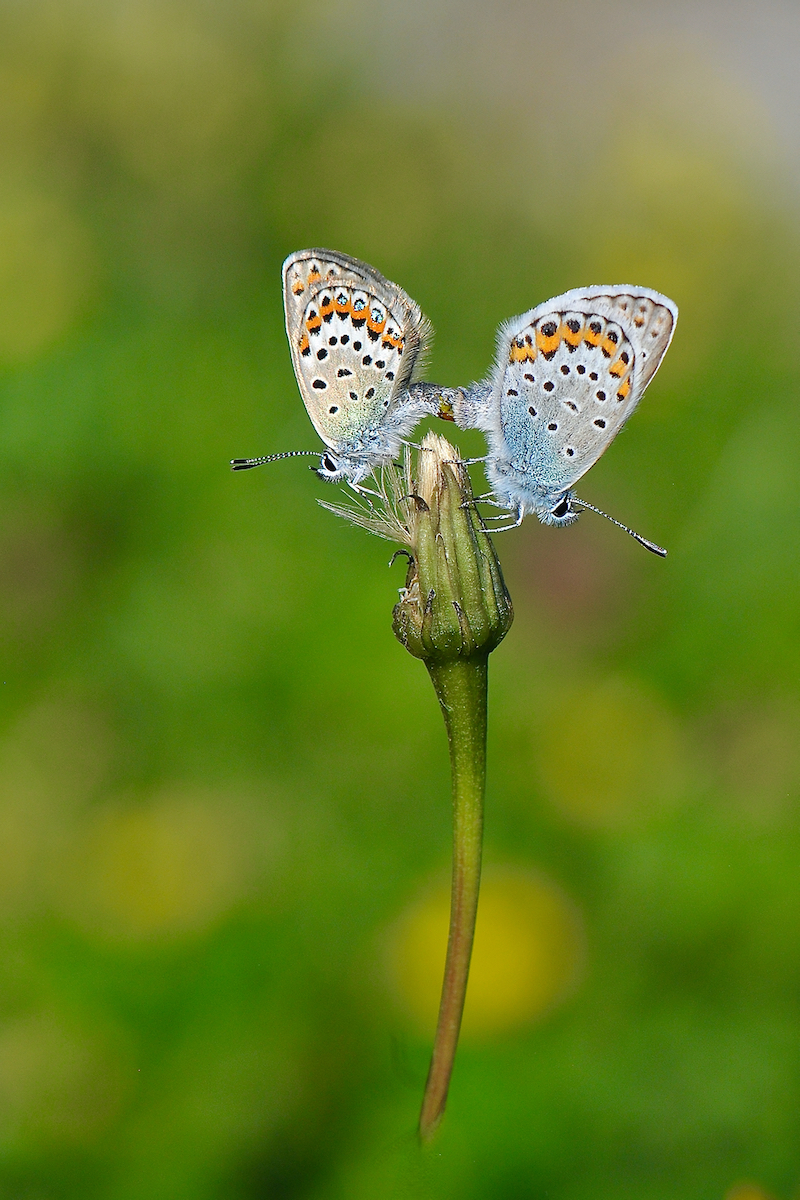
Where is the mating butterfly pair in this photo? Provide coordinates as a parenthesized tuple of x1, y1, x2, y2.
(232, 249, 677, 555)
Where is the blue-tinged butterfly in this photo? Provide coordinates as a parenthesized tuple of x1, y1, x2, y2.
(448, 285, 677, 555)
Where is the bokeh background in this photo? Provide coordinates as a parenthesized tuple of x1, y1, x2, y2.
(1, 1, 800, 1197)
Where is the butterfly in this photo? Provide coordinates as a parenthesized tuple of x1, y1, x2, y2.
(448, 285, 677, 554)
(232, 249, 437, 488)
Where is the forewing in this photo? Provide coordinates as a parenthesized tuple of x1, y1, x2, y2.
(282, 250, 432, 450)
(492, 286, 676, 491)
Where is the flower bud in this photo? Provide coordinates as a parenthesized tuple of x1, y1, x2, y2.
(392, 433, 513, 663)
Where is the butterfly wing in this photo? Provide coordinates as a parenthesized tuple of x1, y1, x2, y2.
(488, 285, 677, 493)
(282, 249, 432, 453)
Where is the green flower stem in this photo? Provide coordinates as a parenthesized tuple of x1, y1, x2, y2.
(380, 432, 511, 1136)
(419, 654, 488, 1142)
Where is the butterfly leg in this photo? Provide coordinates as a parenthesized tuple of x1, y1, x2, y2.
(458, 494, 514, 518)
(443, 456, 489, 469)
(346, 480, 382, 505)
(466, 494, 508, 507)
(477, 504, 525, 533)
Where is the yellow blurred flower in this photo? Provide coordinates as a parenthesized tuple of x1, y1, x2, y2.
(63, 788, 272, 941)
(389, 866, 584, 1037)
(724, 1184, 778, 1200)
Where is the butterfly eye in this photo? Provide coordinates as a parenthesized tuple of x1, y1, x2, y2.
(552, 498, 571, 519)
(321, 454, 337, 473)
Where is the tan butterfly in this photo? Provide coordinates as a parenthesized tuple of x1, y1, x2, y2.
(232, 249, 435, 488)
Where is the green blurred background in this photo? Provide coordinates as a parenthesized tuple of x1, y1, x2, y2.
(1, 2, 800, 1197)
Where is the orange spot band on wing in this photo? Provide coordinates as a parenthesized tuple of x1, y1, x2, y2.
(308, 267, 321, 284)
(510, 333, 537, 363)
(334, 293, 352, 316)
(305, 313, 322, 333)
(584, 325, 602, 347)
(291, 278, 305, 295)
(616, 378, 631, 401)
(367, 312, 387, 335)
(609, 357, 628, 378)
(564, 322, 583, 347)
(298, 333, 310, 355)
(600, 335, 618, 358)
(536, 328, 561, 356)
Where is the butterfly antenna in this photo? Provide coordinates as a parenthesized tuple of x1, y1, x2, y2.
(571, 497, 667, 558)
(230, 450, 319, 471)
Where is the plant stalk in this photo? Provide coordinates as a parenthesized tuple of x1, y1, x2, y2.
(419, 654, 488, 1142)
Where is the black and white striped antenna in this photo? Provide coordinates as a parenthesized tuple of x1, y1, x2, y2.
(231, 450, 320, 471)
(572, 497, 667, 557)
